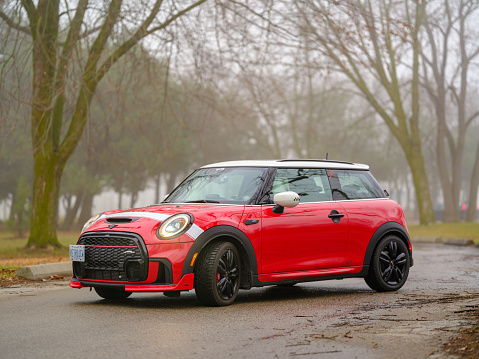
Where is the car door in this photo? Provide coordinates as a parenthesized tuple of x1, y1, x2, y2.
(261, 168, 349, 274)
(328, 169, 390, 266)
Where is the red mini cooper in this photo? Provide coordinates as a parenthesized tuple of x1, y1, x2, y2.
(70, 159, 413, 306)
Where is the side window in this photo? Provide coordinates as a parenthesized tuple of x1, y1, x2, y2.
(332, 170, 385, 200)
(270, 168, 333, 203)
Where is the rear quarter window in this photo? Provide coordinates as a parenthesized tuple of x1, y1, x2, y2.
(332, 170, 386, 200)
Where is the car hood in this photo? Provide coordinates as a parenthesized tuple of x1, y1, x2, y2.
(82, 204, 246, 244)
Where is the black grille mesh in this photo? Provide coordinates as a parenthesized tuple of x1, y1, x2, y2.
(74, 232, 148, 282)
(85, 246, 141, 270)
(78, 236, 135, 247)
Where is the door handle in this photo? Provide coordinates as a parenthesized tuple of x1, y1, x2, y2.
(328, 210, 344, 223)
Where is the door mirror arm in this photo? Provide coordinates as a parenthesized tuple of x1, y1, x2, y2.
(272, 204, 284, 214)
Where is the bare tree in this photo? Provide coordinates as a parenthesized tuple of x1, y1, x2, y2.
(421, 0, 479, 222)
(275, 0, 435, 224)
(0, 0, 207, 247)
(468, 140, 479, 220)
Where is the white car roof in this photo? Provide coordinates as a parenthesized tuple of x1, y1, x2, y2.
(201, 159, 369, 170)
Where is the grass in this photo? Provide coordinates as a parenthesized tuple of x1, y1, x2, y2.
(0, 230, 80, 266)
(0, 265, 19, 276)
(0, 265, 26, 288)
(408, 222, 479, 242)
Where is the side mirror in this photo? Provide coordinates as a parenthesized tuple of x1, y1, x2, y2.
(272, 191, 300, 214)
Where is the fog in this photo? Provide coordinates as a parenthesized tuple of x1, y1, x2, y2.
(1, 0, 478, 240)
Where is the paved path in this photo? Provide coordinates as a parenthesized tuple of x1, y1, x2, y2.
(1, 243, 478, 358)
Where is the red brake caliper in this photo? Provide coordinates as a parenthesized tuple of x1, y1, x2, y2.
(217, 272, 221, 282)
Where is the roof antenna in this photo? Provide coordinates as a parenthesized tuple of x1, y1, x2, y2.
(325, 152, 328, 160)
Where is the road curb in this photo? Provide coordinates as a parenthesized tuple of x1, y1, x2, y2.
(411, 236, 443, 244)
(412, 237, 477, 246)
(443, 238, 475, 246)
(16, 262, 72, 280)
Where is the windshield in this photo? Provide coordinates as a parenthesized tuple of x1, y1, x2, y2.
(163, 167, 268, 205)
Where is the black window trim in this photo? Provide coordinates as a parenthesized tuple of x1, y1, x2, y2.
(261, 167, 386, 205)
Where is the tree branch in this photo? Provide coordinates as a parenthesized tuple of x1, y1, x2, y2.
(59, 0, 124, 160)
(466, 111, 479, 127)
(20, 0, 37, 38)
(0, 10, 30, 34)
(78, 25, 102, 39)
(83, 0, 123, 80)
(445, 124, 456, 157)
(96, 0, 207, 82)
(51, 0, 89, 149)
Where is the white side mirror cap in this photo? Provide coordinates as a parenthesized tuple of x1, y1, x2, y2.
(274, 191, 300, 208)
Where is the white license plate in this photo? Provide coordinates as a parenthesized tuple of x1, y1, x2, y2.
(70, 245, 85, 262)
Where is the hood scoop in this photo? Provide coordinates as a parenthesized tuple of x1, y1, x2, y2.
(105, 217, 139, 224)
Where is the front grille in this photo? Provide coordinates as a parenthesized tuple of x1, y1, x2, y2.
(73, 232, 148, 282)
(84, 246, 141, 270)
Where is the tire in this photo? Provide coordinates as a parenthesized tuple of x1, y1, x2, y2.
(364, 235, 410, 292)
(194, 241, 241, 306)
(94, 287, 132, 300)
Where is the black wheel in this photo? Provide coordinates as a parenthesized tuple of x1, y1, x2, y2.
(194, 241, 241, 306)
(94, 287, 132, 300)
(364, 235, 410, 292)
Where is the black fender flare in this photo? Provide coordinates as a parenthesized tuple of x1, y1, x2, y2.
(181, 225, 258, 277)
(363, 221, 413, 267)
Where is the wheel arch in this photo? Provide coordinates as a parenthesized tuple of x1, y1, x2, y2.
(181, 225, 258, 289)
(363, 222, 413, 268)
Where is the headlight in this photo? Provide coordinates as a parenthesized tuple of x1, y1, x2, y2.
(81, 213, 103, 233)
(157, 213, 193, 240)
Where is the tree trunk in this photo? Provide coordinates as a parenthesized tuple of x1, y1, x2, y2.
(466, 141, 479, 222)
(8, 192, 16, 223)
(118, 190, 123, 209)
(78, 192, 94, 227)
(62, 194, 73, 218)
(167, 173, 177, 194)
(27, 154, 63, 248)
(62, 191, 84, 230)
(130, 192, 138, 208)
(434, 96, 459, 222)
(452, 126, 466, 218)
(154, 175, 161, 204)
(403, 145, 435, 225)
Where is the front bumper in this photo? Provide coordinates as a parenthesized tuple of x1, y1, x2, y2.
(70, 230, 195, 291)
(70, 273, 195, 292)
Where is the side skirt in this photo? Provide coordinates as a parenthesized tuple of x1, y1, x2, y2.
(252, 265, 369, 287)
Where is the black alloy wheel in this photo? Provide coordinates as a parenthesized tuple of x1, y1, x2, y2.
(94, 287, 132, 300)
(364, 235, 410, 292)
(195, 241, 241, 306)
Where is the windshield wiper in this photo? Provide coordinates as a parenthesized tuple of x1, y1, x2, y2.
(185, 199, 220, 204)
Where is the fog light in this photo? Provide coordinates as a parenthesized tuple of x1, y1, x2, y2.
(126, 260, 141, 281)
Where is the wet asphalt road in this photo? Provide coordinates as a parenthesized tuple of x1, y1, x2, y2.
(0, 242, 478, 359)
